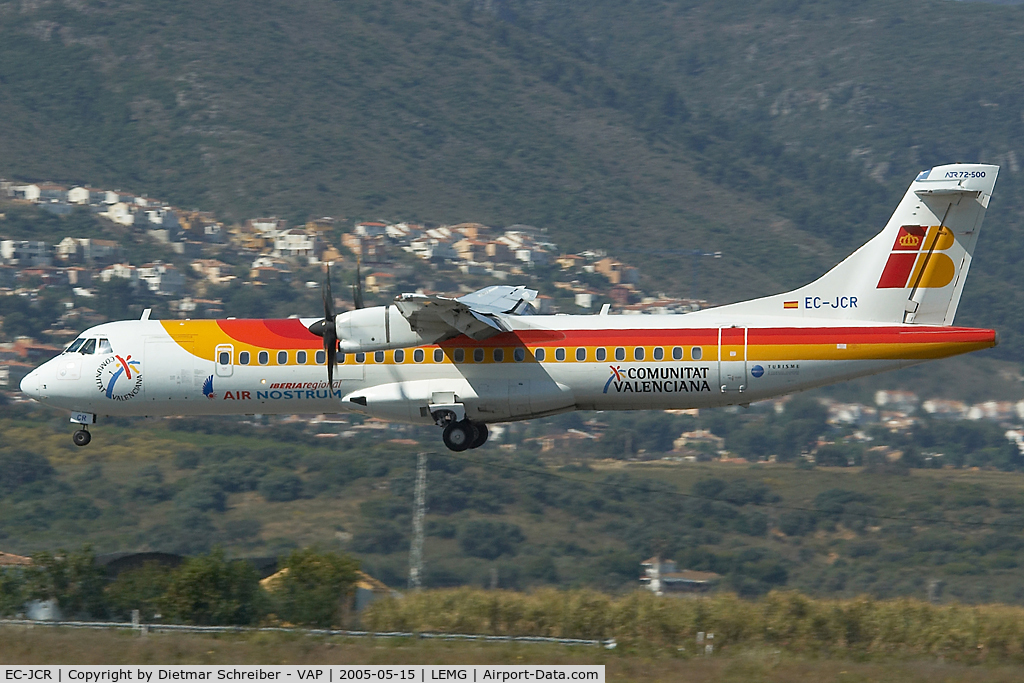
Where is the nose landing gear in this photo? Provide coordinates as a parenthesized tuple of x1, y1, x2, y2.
(72, 428, 92, 447)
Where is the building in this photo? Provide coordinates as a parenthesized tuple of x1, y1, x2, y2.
(1, 240, 52, 266)
(673, 429, 724, 454)
(595, 257, 639, 285)
(640, 557, 721, 595)
(138, 262, 185, 296)
(273, 229, 316, 258)
(0, 551, 31, 567)
(874, 390, 919, 414)
(99, 263, 139, 285)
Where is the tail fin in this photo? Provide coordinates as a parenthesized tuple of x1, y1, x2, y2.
(717, 163, 998, 325)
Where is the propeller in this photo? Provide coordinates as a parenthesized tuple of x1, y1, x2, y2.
(308, 263, 339, 388)
(308, 260, 366, 389)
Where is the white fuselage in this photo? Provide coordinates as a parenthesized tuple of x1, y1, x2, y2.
(19, 310, 995, 426)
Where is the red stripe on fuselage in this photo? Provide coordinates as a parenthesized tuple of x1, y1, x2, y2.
(217, 319, 322, 349)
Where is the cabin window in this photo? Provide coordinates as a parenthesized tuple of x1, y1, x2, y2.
(454, 348, 465, 363)
(258, 351, 269, 365)
(66, 338, 85, 353)
(634, 347, 645, 361)
(614, 347, 625, 361)
(433, 348, 444, 363)
(356, 352, 366, 363)
(473, 348, 484, 363)
(513, 348, 526, 362)
(240, 351, 251, 365)
(81, 338, 97, 355)
(555, 348, 566, 361)
(415, 349, 425, 363)
(297, 350, 307, 364)
(535, 348, 546, 361)
(692, 346, 703, 360)
(672, 346, 683, 361)
(395, 349, 405, 363)
(98, 339, 113, 355)
(315, 350, 325, 364)
(596, 347, 607, 362)
(575, 347, 586, 361)
(277, 350, 288, 365)
(218, 351, 230, 365)
(375, 351, 385, 363)
(494, 348, 504, 362)
(653, 347, 664, 361)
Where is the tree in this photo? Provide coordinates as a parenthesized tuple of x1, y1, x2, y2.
(24, 546, 107, 619)
(106, 561, 175, 621)
(271, 548, 360, 627)
(0, 568, 27, 617)
(458, 521, 524, 559)
(160, 550, 263, 625)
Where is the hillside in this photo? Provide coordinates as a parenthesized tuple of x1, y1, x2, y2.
(5, 404, 1024, 605)
(3, 0, 1024, 340)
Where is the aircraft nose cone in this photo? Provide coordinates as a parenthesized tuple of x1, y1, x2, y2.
(19, 370, 38, 397)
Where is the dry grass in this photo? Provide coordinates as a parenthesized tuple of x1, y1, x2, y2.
(363, 588, 1024, 664)
(4, 627, 1024, 682)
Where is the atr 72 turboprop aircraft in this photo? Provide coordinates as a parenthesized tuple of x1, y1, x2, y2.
(20, 163, 1000, 451)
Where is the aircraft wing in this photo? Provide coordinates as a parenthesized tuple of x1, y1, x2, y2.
(393, 285, 538, 341)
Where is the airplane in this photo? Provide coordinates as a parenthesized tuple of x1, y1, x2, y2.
(19, 163, 1000, 451)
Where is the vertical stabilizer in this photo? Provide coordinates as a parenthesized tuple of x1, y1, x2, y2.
(714, 163, 998, 325)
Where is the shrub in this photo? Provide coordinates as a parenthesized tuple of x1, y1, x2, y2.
(259, 470, 303, 502)
(269, 548, 360, 627)
(0, 450, 55, 495)
(160, 550, 263, 625)
(106, 561, 175, 621)
(24, 546, 107, 619)
(458, 521, 524, 560)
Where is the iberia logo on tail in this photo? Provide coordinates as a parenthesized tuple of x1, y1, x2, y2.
(877, 225, 957, 289)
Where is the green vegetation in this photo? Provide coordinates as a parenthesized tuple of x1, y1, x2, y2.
(0, 545, 358, 627)
(6, 403, 1024, 605)
(365, 587, 1024, 662)
(6, 629, 1024, 683)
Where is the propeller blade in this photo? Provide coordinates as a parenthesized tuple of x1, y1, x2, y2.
(327, 339, 335, 389)
(313, 263, 338, 390)
(353, 257, 365, 310)
(323, 263, 336, 320)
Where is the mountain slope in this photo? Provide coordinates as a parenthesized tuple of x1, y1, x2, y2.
(2, 0, 1024, 355)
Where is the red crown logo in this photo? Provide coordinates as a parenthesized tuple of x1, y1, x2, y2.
(898, 233, 920, 248)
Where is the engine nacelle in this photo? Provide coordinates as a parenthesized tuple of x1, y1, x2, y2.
(335, 305, 448, 353)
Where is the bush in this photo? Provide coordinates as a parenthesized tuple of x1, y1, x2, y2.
(106, 562, 175, 621)
(351, 523, 405, 554)
(269, 548, 360, 627)
(259, 470, 303, 502)
(160, 550, 263, 625)
(458, 521, 525, 560)
(24, 546, 107, 619)
(175, 480, 227, 512)
(0, 450, 55, 495)
(0, 568, 26, 617)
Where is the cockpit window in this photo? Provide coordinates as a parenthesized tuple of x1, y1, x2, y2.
(80, 338, 97, 355)
(98, 339, 113, 355)
(66, 338, 85, 353)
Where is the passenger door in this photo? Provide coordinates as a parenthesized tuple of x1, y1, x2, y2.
(718, 327, 747, 394)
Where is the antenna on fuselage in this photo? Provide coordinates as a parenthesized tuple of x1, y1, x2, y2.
(140, 308, 152, 320)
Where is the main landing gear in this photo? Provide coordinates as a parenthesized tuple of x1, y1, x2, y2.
(72, 428, 91, 447)
(441, 420, 489, 452)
